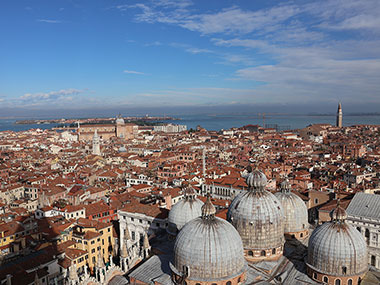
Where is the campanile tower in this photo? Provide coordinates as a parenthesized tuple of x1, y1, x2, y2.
(336, 103, 342, 128)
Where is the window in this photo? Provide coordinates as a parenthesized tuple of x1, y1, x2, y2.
(132, 231, 135, 240)
(91, 249, 95, 253)
(313, 273, 317, 279)
(261, 250, 266, 256)
(342, 266, 347, 275)
(348, 279, 353, 285)
(323, 276, 328, 283)
(335, 279, 341, 285)
(272, 248, 276, 254)
(226, 282, 232, 285)
(371, 255, 376, 266)
(365, 229, 370, 239)
(248, 250, 253, 256)
(314, 198, 319, 204)
(139, 219, 143, 223)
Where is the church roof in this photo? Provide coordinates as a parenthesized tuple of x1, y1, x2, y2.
(346, 192, 380, 220)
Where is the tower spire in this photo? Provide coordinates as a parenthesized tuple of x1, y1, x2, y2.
(336, 102, 342, 128)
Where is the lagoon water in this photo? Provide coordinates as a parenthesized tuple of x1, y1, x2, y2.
(1, 114, 380, 132)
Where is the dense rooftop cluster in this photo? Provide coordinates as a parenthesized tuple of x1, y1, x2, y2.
(0, 120, 379, 284)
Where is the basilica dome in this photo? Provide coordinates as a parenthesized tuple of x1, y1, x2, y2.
(167, 187, 203, 236)
(307, 202, 368, 284)
(118, 146, 127, 153)
(274, 179, 309, 240)
(172, 195, 246, 284)
(116, 115, 125, 125)
(227, 169, 285, 262)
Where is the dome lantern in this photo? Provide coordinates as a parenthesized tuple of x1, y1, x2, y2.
(201, 194, 216, 219)
(246, 167, 267, 191)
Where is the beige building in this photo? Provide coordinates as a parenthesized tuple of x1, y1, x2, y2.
(78, 117, 137, 141)
(70, 218, 114, 272)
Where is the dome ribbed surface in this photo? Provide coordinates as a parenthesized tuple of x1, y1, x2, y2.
(274, 191, 308, 233)
(227, 190, 284, 250)
(174, 217, 246, 281)
(246, 170, 267, 189)
(307, 221, 368, 276)
(167, 198, 203, 234)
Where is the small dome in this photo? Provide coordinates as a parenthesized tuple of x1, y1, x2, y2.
(116, 115, 125, 124)
(228, 170, 285, 261)
(307, 203, 368, 278)
(246, 169, 267, 189)
(173, 196, 246, 282)
(274, 180, 308, 237)
(167, 190, 203, 235)
(118, 146, 127, 153)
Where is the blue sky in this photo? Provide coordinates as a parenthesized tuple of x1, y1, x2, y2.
(1, 0, 380, 113)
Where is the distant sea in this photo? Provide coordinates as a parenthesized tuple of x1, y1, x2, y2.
(1, 114, 380, 132)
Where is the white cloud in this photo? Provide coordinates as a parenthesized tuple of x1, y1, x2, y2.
(121, 0, 380, 104)
(123, 70, 146, 75)
(185, 47, 213, 54)
(37, 19, 62, 24)
(20, 89, 85, 102)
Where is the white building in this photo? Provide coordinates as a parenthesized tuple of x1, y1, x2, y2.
(346, 192, 380, 270)
(153, 123, 187, 133)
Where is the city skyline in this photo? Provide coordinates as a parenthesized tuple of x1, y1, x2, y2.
(1, 0, 380, 113)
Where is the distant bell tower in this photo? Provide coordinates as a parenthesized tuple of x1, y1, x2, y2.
(336, 103, 343, 128)
(92, 129, 101, 155)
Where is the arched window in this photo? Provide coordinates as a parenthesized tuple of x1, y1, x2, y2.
(371, 255, 376, 266)
(226, 282, 232, 285)
(365, 228, 370, 239)
(348, 279, 353, 285)
(335, 279, 341, 285)
(248, 250, 253, 256)
(238, 277, 241, 283)
(261, 250, 266, 256)
(313, 272, 317, 280)
(323, 276, 328, 283)
(342, 266, 347, 274)
(272, 248, 276, 254)
(300, 233, 304, 238)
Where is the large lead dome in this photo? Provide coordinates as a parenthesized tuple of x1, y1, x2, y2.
(274, 179, 309, 240)
(227, 169, 285, 262)
(307, 202, 368, 284)
(167, 187, 204, 236)
(172, 196, 246, 284)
